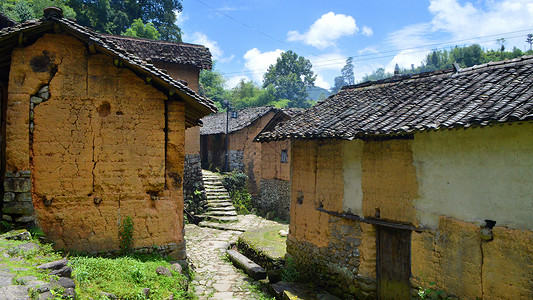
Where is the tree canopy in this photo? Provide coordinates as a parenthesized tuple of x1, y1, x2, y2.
(1, 0, 76, 22)
(331, 57, 355, 93)
(263, 50, 316, 108)
(123, 18, 160, 40)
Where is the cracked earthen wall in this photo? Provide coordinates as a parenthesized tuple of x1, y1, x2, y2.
(6, 33, 186, 253)
(288, 129, 533, 299)
(227, 111, 276, 199)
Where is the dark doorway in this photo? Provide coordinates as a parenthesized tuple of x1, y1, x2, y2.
(377, 226, 411, 300)
(0, 82, 7, 213)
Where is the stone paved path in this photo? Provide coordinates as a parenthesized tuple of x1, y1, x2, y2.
(186, 214, 285, 299)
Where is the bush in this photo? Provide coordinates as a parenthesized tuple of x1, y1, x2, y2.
(222, 171, 252, 214)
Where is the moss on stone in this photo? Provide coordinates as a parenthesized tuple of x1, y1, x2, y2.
(237, 225, 288, 270)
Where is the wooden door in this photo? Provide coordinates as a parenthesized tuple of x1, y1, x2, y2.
(377, 226, 411, 300)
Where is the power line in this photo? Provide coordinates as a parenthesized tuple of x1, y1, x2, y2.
(193, 0, 318, 57)
(220, 29, 533, 77)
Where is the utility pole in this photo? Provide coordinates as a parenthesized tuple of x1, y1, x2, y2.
(224, 100, 230, 172)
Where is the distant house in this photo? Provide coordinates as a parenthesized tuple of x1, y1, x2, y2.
(200, 106, 279, 200)
(255, 108, 301, 220)
(257, 57, 533, 299)
(0, 7, 216, 257)
(106, 34, 214, 210)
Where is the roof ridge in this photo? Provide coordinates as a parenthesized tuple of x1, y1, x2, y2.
(103, 34, 208, 48)
(342, 55, 533, 91)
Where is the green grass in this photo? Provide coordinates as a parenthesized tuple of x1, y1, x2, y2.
(70, 254, 192, 299)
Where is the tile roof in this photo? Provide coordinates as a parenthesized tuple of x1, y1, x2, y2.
(257, 56, 533, 141)
(200, 106, 278, 135)
(0, 12, 16, 29)
(0, 9, 217, 126)
(104, 35, 212, 70)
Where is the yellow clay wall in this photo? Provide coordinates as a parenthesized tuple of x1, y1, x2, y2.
(260, 139, 290, 181)
(7, 33, 185, 253)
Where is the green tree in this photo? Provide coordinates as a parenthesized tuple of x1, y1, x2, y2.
(123, 18, 160, 40)
(1, 0, 76, 22)
(199, 65, 228, 109)
(331, 57, 355, 93)
(526, 34, 533, 51)
(263, 50, 316, 108)
(66, 0, 182, 41)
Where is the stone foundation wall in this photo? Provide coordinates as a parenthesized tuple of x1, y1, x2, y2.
(286, 216, 376, 299)
(228, 150, 244, 171)
(2, 171, 34, 224)
(258, 178, 290, 220)
(183, 154, 206, 217)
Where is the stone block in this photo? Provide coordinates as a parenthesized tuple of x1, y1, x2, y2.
(4, 192, 15, 202)
(4, 178, 31, 193)
(15, 215, 36, 223)
(15, 192, 32, 202)
(2, 201, 34, 215)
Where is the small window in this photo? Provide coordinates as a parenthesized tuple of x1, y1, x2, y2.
(281, 150, 288, 163)
(231, 111, 238, 118)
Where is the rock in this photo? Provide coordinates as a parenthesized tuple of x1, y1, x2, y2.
(317, 293, 342, 300)
(63, 287, 76, 299)
(2, 215, 12, 222)
(39, 291, 53, 300)
(271, 281, 316, 300)
(481, 228, 493, 241)
(53, 277, 75, 289)
(49, 266, 72, 278)
(170, 263, 182, 274)
(36, 86, 50, 100)
(4, 177, 31, 193)
(0, 270, 15, 288)
(30, 96, 43, 104)
(3, 229, 31, 241)
(279, 230, 288, 237)
(14, 275, 37, 285)
(4, 192, 15, 202)
(15, 192, 32, 202)
(142, 288, 150, 297)
(2, 201, 34, 215)
(226, 250, 266, 280)
(14, 215, 36, 223)
(16, 243, 40, 253)
(101, 292, 117, 299)
(0, 285, 29, 299)
(38, 258, 68, 270)
(156, 266, 172, 277)
(268, 268, 282, 283)
(36, 284, 51, 293)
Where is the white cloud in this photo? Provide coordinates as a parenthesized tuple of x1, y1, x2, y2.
(220, 54, 235, 63)
(388, 0, 533, 52)
(386, 49, 430, 73)
(310, 53, 347, 72)
(314, 74, 331, 90)
(358, 46, 379, 55)
(287, 12, 358, 49)
(227, 75, 250, 88)
(361, 26, 373, 36)
(190, 32, 224, 60)
(243, 48, 284, 83)
(174, 12, 188, 27)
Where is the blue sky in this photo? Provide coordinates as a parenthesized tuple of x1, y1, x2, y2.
(177, 0, 533, 89)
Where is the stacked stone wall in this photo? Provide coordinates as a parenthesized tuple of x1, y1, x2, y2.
(4, 33, 187, 258)
(258, 178, 290, 220)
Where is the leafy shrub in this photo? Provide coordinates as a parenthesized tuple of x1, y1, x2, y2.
(281, 257, 300, 282)
(222, 171, 252, 214)
(118, 216, 134, 254)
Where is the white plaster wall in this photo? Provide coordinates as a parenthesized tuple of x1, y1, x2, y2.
(412, 122, 533, 230)
(342, 140, 364, 216)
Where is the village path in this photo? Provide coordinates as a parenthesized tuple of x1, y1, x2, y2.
(185, 214, 282, 300)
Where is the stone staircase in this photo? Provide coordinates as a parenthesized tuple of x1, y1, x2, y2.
(198, 170, 238, 227)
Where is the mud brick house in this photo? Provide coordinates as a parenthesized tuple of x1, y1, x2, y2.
(0, 7, 216, 257)
(200, 106, 279, 200)
(254, 108, 301, 220)
(257, 57, 533, 299)
(105, 34, 213, 210)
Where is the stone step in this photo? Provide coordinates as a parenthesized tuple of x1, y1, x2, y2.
(207, 202, 233, 208)
(197, 221, 243, 231)
(208, 206, 236, 211)
(206, 194, 230, 199)
(206, 215, 239, 223)
(205, 188, 227, 192)
(205, 210, 238, 217)
(207, 198, 232, 204)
